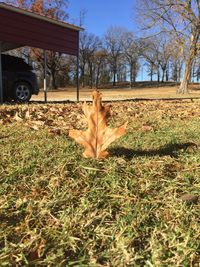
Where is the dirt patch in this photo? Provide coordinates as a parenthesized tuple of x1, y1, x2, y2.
(31, 84, 200, 102)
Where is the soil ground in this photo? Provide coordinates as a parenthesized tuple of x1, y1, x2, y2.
(31, 82, 200, 102)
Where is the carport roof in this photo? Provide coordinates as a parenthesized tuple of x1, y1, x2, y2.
(0, 2, 83, 54)
(0, 3, 83, 31)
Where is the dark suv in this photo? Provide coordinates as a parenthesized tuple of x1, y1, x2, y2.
(2, 54, 39, 102)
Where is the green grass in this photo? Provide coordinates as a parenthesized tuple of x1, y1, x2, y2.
(0, 100, 200, 266)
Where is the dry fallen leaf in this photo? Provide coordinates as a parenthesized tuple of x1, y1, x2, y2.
(14, 112, 23, 122)
(142, 124, 153, 132)
(48, 128, 62, 136)
(69, 91, 127, 158)
(179, 194, 199, 204)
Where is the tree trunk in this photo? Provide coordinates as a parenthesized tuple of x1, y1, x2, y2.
(166, 65, 169, 82)
(178, 29, 199, 94)
(150, 67, 153, 82)
(51, 70, 57, 89)
(113, 68, 116, 86)
(173, 61, 178, 82)
(117, 72, 120, 83)
(130, 64, 133, 88)
(82, 67, 85, 88)
(157, 69, 160, 82)
(161, 68, 165, 83)
(96, 67, 100, 88)
(89, 63, 93, 89)
(191, 60, 196, 82)
(132, 62, 137, 83)
(123, 66, 127, 82)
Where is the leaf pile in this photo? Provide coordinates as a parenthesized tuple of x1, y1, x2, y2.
(0, 99, 199, 133)
(0, 104, 83, 134)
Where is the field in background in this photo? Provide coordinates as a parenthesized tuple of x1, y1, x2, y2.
(32, 82, 200, 101)
(0, 100, 199, 266)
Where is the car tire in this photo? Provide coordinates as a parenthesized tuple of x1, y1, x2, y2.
(13, 82, 32, 102)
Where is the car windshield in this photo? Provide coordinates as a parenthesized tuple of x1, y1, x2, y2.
(2, 54, 33, 71)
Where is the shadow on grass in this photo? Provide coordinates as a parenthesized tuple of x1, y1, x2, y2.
(110, 142, 198, 159)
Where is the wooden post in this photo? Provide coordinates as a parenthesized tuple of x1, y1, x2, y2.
(44, 49, 47, 102)
(0, 42, 3, 104)
(76, 31, 80, 102)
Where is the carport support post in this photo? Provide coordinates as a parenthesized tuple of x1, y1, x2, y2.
(44, 49, 47, 103)
(0, 42, 3, 104)
(76, 54, 80, 102)
(76, 32, 80, 102)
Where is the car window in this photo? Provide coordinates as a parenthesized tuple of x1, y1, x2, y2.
(2, 55, 33, 71)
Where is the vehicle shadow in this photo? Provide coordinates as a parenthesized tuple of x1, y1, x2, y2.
(110, 142, 198, 159)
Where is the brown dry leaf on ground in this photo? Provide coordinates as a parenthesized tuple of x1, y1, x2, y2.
(142, 124, 154, 132)
(69, 91, 127, 158)
(0, 104, 83, 132)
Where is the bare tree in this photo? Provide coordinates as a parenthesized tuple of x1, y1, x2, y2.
(170, 41, 184, 82)
(104, 26, 124, 86)
(121, 31, 141, 87)
(137, 0, 200, 93)
(79, 32, 101, 88)
(93, 49, 107, 88)
(157, 36, 173, 82)
(142, 38, 161, 82)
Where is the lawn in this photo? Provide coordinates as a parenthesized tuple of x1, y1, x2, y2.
(0, 100, 199, 266)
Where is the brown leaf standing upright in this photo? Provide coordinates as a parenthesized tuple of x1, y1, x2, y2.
(69, 91, 127, 158)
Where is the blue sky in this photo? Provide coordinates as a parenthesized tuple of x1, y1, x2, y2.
(68, 0, 147, 81)
(68, 0, 137, 37)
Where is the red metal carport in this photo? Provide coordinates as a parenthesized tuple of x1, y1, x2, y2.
(0, 2, 83, 103)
